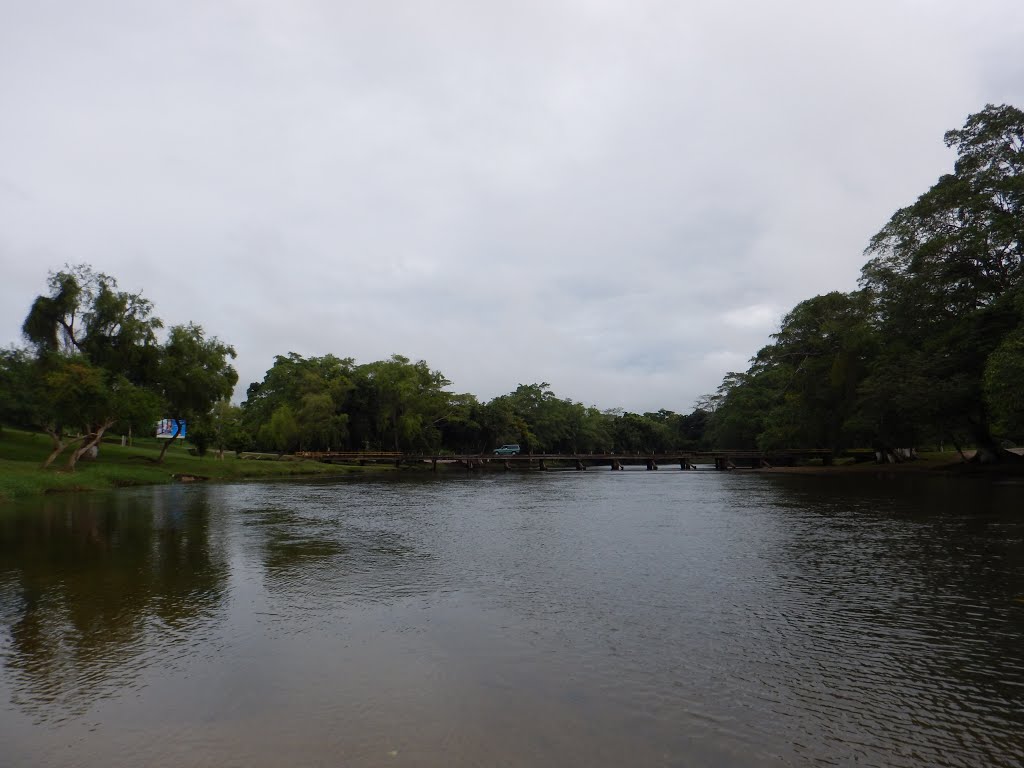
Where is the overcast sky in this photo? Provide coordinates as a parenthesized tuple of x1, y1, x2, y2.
(2, 1, 1023, 413)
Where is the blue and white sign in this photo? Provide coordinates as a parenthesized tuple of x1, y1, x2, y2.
(156, 419, 186, 439)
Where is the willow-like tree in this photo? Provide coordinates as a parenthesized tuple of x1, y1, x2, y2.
(21, 265, 163, 469)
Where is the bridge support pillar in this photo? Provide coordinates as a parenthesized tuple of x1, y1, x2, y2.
(432, 459, 438, 472)
(539, 459, 548, 471)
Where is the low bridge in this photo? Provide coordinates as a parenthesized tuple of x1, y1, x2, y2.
(296, 449, 838, 471)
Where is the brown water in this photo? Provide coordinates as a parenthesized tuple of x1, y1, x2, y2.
(1, 471, 1023, 767)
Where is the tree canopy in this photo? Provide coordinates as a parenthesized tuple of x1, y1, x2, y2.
(10, 265, 236, 468)
(706, 104, 1024, 461)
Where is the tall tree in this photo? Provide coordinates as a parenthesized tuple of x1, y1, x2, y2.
(861, 104, 1024, 461)
(243, 353, 354, 451)
(754, 291, 875, 452)
(354, 355, 452, 452)
(155, 323, 238, 463)
(21, 265, 163, 469)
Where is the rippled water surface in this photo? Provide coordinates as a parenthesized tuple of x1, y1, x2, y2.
(1, 471, 1023, 767)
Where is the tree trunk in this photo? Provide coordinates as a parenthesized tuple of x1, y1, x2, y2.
(42, 428, 67, 469)
(156, 419, 183, 464)
(67, 420, 114, 471)
(967, 418, 1023, 464)
(42, 429, 89, 469)
(157, 433, 178, 463)
(950, 436, 969, 463)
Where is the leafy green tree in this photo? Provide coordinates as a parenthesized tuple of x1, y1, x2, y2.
(243, 353, 354, 451)
(490, 383, 582, 453)
(860, 104, 1024, 461)
(437, 393, 487, 453)
(154, 323, 238, 463)
(676, 408, 710, 449)
(705, 371, 775, 449)
(21, 265, 163, 469)
(353, 355, 452, 452)
(262, 405, 300, 454)
(576, 405, 614, 453)
(984, 325, 1024, 439)
(0, 347, 36, 432)
(753, 291, 875, 452)
(189, 400, 250, 459)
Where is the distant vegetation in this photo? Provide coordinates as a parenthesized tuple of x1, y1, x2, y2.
(1, 104, 1021, 468)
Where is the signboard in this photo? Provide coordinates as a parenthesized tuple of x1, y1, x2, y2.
(156, 419, 186, 439)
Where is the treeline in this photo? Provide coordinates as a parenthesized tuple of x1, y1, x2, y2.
(3, 105, 1021, 465)
(235, 353, 709, 455)
(703, 104, 1024, 462)
(0, 269, 712, 462)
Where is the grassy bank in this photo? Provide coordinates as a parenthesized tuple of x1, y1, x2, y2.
(0, 429, 390, 502)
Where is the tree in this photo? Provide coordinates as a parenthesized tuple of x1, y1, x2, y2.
(154, 323, 238, 463)
(21, 265, 163, 469)
(861, 104, 1024, 462)
(350, 355, 452, 452)
(705, 371, 775, 449)
(262, 405, 300, 454)
(754, 291, 875, 452)
(243, 353, 354, 451)
(0, 347, 35, 432)
(984, 325, 1024, 439)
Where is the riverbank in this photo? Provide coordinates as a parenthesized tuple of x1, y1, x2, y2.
(754, 451, 1024, 479)
(0, 429, 391, 502)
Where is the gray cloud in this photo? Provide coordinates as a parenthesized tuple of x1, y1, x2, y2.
(3, 0, 1023, 412)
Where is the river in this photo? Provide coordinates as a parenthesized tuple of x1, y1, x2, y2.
(1, 471, 1022, 767)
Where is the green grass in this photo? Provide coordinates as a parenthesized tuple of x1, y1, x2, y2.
(0, 428, 390, 502)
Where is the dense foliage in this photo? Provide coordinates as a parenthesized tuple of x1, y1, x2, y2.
(2, 266, 237, 468)
(706, 104, 1024, 461)
(239, 357, 708, 454)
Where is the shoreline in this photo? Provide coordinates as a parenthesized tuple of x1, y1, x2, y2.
(0, 429, 394, 502)
(752, 458, 1024, 480)
(5, 428, 1024, 501)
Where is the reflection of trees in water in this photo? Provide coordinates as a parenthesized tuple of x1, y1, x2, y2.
(243, 503, 435, 616)
(263, 535, 346, 573)
(740, 476, 1024, 766)
(0, 489, 228, 720)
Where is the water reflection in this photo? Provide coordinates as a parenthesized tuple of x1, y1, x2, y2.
(0, 487, 227, 721)
(0, 474, 1022, 767)
(731, 475, 1024, 766)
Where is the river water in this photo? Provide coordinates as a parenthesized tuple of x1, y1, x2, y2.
(1, 471, 1022, 767)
